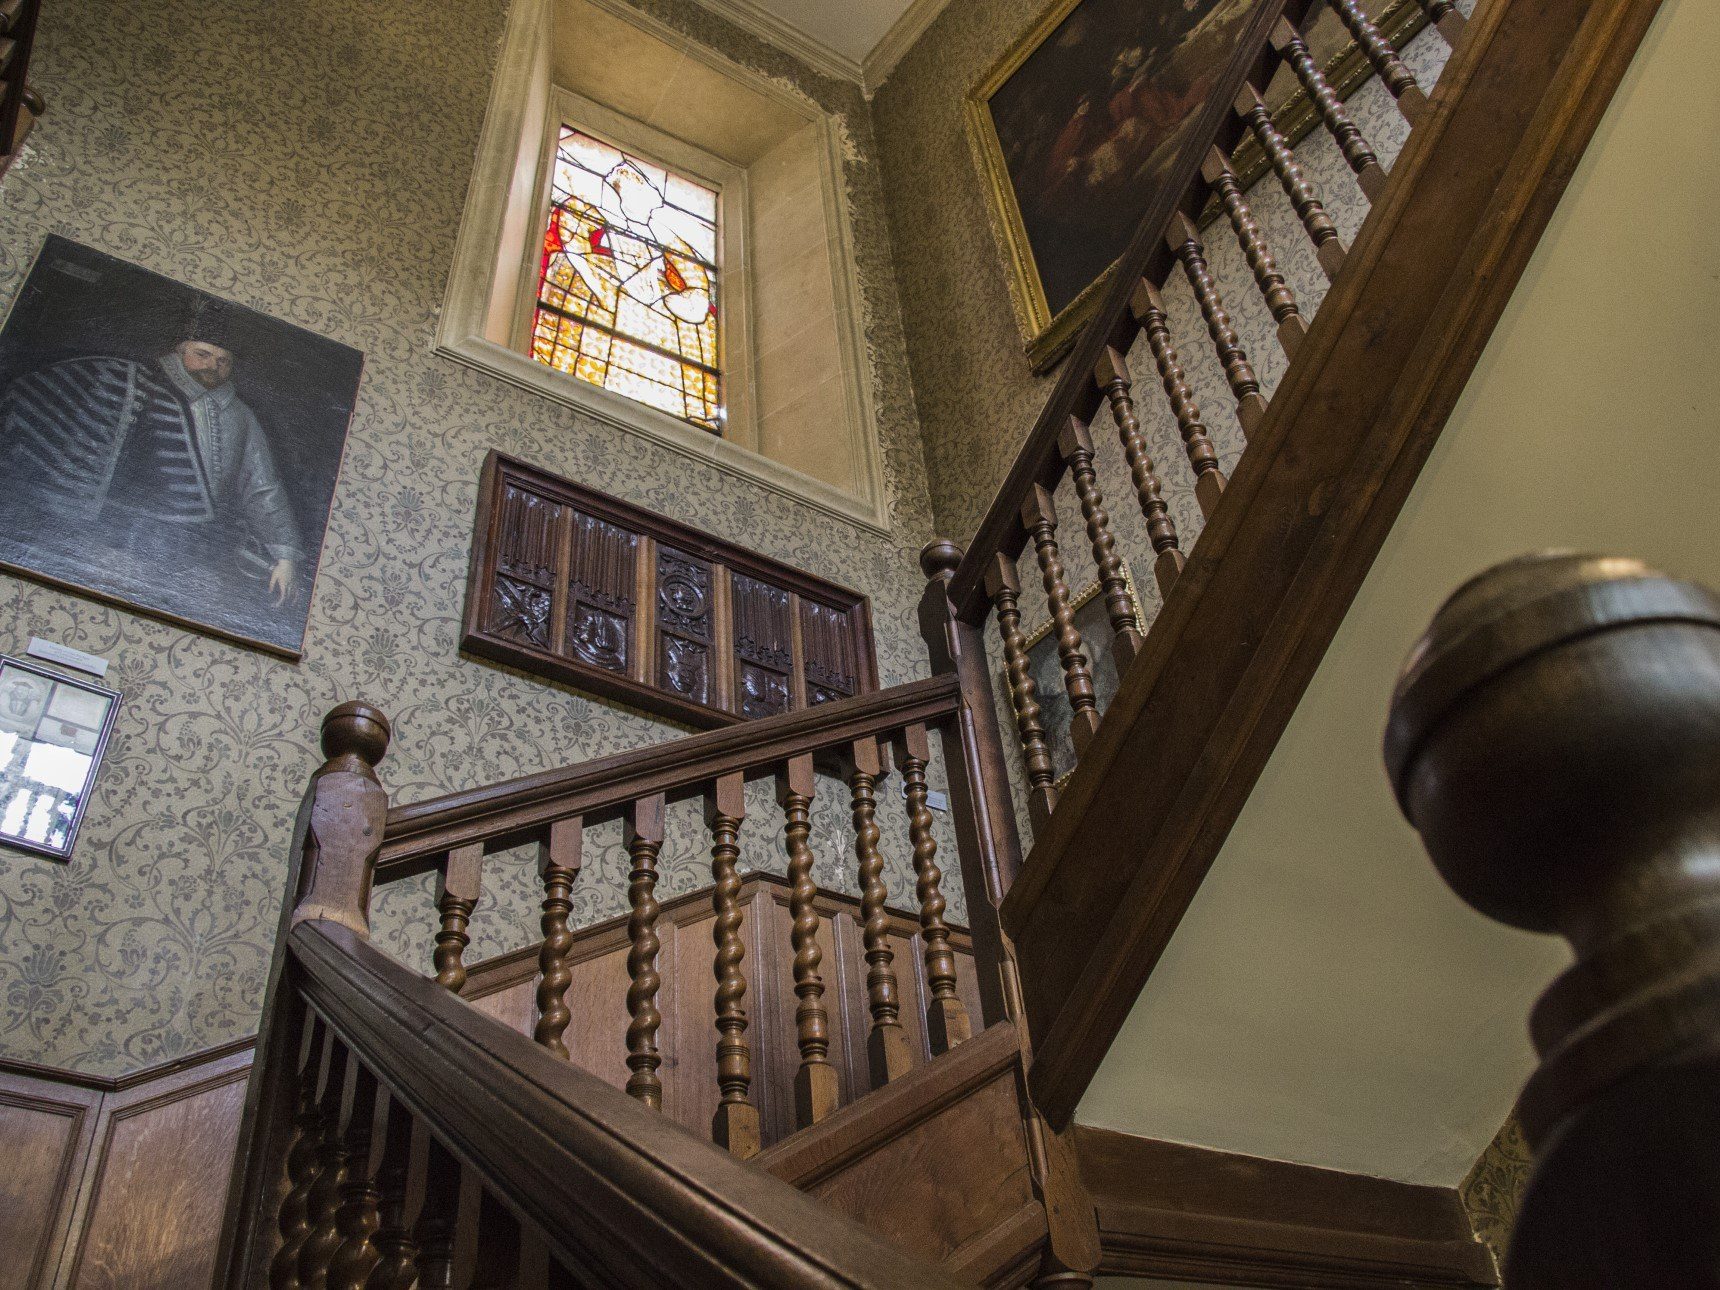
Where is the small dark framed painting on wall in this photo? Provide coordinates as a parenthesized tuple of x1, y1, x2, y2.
(0, 655, 120, 860)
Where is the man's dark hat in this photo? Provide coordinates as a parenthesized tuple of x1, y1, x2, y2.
(183, 297, 243, 355)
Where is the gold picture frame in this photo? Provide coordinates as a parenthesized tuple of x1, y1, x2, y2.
(966, 0, 1430, 373)
(1011, 561, 1142, 791)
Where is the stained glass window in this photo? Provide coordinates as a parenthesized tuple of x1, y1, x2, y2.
(531, 126, 723, 432)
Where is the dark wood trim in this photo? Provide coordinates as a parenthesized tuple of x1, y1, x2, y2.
(943, 1202, 1046, 1288)
(291, 917, 959, 1288)
(1077, 1127, 1497, 1287)
(463, 450, 878, 729)
(1000, 0, 1667, 1129)
(754, 1020, 1021, 1189)
(0, 1032, 257, 1093)
(377, 673, 962, 871)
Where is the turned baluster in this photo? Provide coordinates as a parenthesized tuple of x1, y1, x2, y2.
(297, 1039, 350, 1290)
(1057, 416, 1144, 663)
(779, 753, 838, 1127)
(533, 817, 582, 1059)
(706, 772, 760, 1157)
(1094, 347, 1187, 595)
(1386, 553, 1720, 1288)
(1166, 213, 1269, 435)
(849, 736, 911, 1087)
(1415, 0, 1467, 45)
(1020, 485, 1102, 756)
(271, 1022, 328, 1290)
(624, 794, 666, 1111)
(986, 552, 1058, 832)
(1328, 0, 1430, 124)
(1234, 84, 1348, 285)
(326, 1058, 382, 1290)
(433, 843, 483, 993)
(1271, 18, 1387, 202)
(366, 1102, 425, 1290)
(1203, 145, 1307, 357)
(1129, 280, 1226, 519)
(896, 723, 970, 1054)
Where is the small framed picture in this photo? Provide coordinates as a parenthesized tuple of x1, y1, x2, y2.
(0, 655, 121, 860)
(1015, 564, 1141, 788)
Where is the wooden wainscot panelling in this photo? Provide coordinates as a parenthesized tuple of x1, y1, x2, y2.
(754, 1022, 1044, 1284)
(462, 450, 878, 728)
(0, 1038, 254, 1290)
(456, 872, 983, 1155)
(1075, 1126, 1499, 1288)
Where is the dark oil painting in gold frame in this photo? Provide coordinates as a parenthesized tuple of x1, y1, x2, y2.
(967, 0, 1268, 370)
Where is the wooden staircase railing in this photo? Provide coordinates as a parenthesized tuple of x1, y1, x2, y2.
(218, 665, 1068, 1285)
(921, 0, 1665, 1127)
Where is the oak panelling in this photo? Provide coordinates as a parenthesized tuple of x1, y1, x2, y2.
(0, 1071, 100, 1290)
(1077, 1126, 1497, 1287)
(1001, 0, 1668, 1128)
(67, 1052, 251, 1289)
(450, 874, 978, 1154)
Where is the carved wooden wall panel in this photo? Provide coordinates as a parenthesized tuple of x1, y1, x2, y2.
(464, 452, 878, 727)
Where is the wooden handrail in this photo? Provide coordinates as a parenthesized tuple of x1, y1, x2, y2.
(377, 673, 962, 872)
(291, 917, 960, 1288)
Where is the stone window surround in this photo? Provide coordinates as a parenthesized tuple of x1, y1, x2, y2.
(436, 0, 891, 535)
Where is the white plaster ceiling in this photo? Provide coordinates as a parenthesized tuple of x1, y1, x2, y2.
(1078, 0, 1714, 1188)
(743, 0, 921, 62)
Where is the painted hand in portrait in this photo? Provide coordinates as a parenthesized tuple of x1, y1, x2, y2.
(0, 237, 363, 657)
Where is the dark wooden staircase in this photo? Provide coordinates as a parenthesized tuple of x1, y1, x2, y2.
(212, 0, 1674, 1285)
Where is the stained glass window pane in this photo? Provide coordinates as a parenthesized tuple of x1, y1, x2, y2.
(531, 126, 723, 432)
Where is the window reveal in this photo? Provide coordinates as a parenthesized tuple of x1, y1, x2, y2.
(531, 127, 723, 432)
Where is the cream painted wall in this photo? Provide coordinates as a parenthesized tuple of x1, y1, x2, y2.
(1079, 0, 1719, 1187)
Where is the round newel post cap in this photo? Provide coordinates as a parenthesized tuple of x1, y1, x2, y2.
(321, 700, 392, 769)
(919, 538, 964, 581)
(1384, 551, 1720, 935)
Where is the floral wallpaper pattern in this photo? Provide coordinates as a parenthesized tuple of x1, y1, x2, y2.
(0, 0, 961, 1077)
(1460, 1113, 1533, 1270)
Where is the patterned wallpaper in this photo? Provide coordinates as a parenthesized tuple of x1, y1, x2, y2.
(1461, 1113, 1532, 1270)
(0, 0, 962, 1077)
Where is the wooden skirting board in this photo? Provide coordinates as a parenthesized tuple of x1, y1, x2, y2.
(1075, 1126, 1499, 1288)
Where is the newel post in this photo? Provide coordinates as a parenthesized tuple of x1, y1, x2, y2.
(216, 700, 393, 1286)
(1386, 553, 1720, 1289)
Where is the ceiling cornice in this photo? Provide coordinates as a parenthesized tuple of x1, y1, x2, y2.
(682, 0, 864, 86)
(862, 0, 953, 94)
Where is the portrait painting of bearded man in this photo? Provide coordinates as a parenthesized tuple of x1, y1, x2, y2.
(975, 0, 1265, 346)
(0, 237, 362, 657)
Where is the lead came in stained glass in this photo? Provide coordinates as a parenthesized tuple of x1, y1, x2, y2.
(532, 127, 723, 431)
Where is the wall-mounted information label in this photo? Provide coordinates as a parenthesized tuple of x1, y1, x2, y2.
(26, 638, 110, 678)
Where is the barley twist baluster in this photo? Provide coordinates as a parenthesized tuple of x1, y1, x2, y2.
(1166, 213, 1269, 434)
(706, 772, 760, 1157)
(896, 723, 970, 1054)
(780, 753, 838, 1127)
(1415, 0, 1466, 44)
(1328, 0, 1430, 123)
(624, 794, 666, 1110)
(1203, 146, 1307, 357)
(533, 817, 582, 1059)
(326, 1061, 381, 1290)
(1235, 82, 1349, 283)
(1271, 18, 1387, 202)
(366, 1105, 423, 1290)
(432, 844, 483, 993)
(849, 736, 911, 1088)
(986, 553, 1058, 831)
(1094, 347, 1187, 596)
(1129, 280, 1226, 519)
(297, 1042, 349, 1290)
(1057, 416, 1147, 659)
(271, 1023, 327, 1290)
(1021, 484, 1102, 756)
